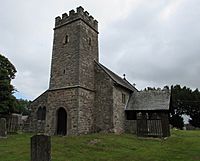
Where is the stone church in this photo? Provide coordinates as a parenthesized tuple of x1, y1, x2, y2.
(28, 6, 170, 137)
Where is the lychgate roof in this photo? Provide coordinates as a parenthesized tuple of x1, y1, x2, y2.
(126, 89, 170, 111)
(95, 61, 137, 92)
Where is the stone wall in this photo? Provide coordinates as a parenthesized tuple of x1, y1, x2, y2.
(78, 88, 95, 134)
(125, 120, 137, 134)
(29, 87, 97, 135)
(46, 88, 79, 135)
(113, 85, 131, 133)
(79, 20, 98, 90)
(49, 20, 80, 89)
(28, 91, 48, 133)
(94, 64, 114, 132)
(28, 88, 79, 135)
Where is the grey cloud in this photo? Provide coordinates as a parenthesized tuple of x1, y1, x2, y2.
(100, 0, 200, 90)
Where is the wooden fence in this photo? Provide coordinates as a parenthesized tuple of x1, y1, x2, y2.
(137, 119, 163, 137)
(0, 114, 20, 133)
(7, 115, 19, 133)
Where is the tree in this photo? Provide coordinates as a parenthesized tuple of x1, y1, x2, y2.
(185, 88, 200, 127)
(0, 54, 17, 114)
(15, 99, 31, 115)
(170, 113, 184, 129)
(170, 85, 200, 128)
(189, 113, 200, 127)
(169, 85, 185, 129)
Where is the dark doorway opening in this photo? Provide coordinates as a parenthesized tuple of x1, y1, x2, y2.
(57, 107, 67, 135)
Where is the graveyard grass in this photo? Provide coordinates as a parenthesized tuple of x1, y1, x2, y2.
(0, 130, 200, 161)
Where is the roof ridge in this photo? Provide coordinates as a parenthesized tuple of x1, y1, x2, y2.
(95, 61, 137, 92)
(94, 61, 117, 83)
(123, 78, 138, 92)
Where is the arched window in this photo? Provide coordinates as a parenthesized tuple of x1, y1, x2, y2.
(37, 106, 46, 120)
(42, 106, 46, 120)
(37, 107, 43, 120)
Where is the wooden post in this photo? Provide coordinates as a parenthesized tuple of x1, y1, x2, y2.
(31, 135, 51, 161)
(161, 112, 170, 137)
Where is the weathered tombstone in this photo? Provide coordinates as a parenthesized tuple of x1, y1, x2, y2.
(31, 135, 51, 161)
(0, 118, 7, 138)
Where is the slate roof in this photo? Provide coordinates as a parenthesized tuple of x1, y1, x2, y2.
(95, 61, 137, 92)
(126, 90, 170, 111)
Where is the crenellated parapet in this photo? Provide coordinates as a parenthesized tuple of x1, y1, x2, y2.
(55, 6, 98, 32)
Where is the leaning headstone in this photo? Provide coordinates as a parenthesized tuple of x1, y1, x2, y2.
(31, 135, 51, 161)
(0, 118, 7, 138)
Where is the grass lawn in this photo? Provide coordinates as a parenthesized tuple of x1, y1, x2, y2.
(0, 130, 200, 161)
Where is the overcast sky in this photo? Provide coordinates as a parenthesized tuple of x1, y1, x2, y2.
(1, 0, 200, 100)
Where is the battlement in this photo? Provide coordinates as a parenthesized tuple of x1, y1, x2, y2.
(55, 6, 98, 32)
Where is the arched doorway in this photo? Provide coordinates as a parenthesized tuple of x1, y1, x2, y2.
(56, 107, 67, 135)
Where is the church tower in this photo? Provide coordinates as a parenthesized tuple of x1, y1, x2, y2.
(49, 6, 99, 90)
(45, 6, 99, 135)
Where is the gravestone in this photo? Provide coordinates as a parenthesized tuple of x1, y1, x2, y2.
(31, 135, 51, 161)
(0, 118, 7, 138)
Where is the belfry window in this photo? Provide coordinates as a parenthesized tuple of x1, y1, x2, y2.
(88, 37, 92, 46)
(63, 35, 69, 44)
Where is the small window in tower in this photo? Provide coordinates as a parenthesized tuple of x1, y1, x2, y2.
(63, 69, 65, 74)
(122, 93, 126, 104)
(88, 37, 92, 46)
(63, 35, 69, 44)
